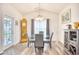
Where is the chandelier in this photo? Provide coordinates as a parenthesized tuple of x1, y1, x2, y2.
(35, 3, 44, 21)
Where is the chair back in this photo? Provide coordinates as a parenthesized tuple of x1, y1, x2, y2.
(50, 32, 53, 42)
(35, 34, 44, 48)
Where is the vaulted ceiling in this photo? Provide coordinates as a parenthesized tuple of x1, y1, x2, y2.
(10, 3, 70, 15)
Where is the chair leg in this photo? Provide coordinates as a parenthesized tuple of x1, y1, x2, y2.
(50, 42, 52, 48)
(37, 47, 44, 55)
(35, 47, 36, 53)
(27, 42, 29, 47)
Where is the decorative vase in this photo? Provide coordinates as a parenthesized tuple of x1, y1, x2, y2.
(67, 24, 72, 29)
(74, 22, 79, 29)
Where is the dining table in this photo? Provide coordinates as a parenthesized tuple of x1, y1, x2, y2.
(28, 38, 51, 48)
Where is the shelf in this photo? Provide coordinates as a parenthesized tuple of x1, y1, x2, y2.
(64, 30, 79, 55)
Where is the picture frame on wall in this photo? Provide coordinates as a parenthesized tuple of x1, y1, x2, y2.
(62, 8, 71, 24)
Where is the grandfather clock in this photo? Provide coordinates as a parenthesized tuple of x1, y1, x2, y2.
(20, 17, 27, 43)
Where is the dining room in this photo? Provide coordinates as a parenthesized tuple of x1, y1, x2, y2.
(0, 3, 79, 55)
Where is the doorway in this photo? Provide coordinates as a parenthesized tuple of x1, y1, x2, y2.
(20, 17, 27, 43)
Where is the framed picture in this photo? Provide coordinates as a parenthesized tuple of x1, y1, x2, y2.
(62, 8, 71, 24)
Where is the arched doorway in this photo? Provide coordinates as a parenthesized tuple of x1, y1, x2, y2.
(20, 17, 27, 43)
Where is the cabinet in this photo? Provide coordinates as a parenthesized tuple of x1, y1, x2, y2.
(64, 29, 79, 55)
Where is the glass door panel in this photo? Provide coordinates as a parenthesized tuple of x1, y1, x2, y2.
(3, 16, 13, 46)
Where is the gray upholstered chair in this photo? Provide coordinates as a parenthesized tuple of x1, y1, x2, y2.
(35, 34, 44, 54)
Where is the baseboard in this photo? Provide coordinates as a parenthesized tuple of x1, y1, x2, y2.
(0, 50, 4, 54)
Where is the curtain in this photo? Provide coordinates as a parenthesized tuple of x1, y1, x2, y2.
(31, 19, 34, 39)
(46, 19, 50, 39)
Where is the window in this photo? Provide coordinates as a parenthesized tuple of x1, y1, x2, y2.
(3, 16, 13, 46)
(34, 20, 46, 39)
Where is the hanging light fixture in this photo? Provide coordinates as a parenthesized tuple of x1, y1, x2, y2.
(35, 3, 44, 21)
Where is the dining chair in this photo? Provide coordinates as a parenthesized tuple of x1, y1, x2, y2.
(35, 34, 44, 54)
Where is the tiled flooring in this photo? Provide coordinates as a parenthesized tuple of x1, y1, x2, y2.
(2, 41, 64, 55)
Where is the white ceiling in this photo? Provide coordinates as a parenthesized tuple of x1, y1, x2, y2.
(10, 3, 69, 15)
